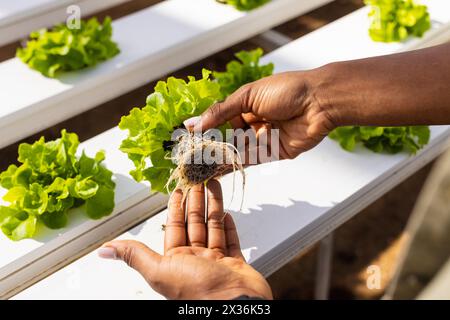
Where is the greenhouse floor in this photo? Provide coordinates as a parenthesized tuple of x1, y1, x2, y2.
(0, 0, 438, 299)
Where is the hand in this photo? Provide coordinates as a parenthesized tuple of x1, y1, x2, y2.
(98, 180, 273, 300)
(186, 71, 336, 160)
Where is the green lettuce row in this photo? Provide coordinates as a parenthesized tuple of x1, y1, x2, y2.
(0, 130, 115, 241)
(214, 48, 274, 99)
(329, 126, 430, 154)
(365, 0, 431, 42)
(217, 0, 271, 11)
(17, 16, 120, 78)
(119, 48, 274, 193)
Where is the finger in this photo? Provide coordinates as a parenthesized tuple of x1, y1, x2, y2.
(195, 86, 251, 132)
(250, 123, 280, 164)
(186, 184, 207, 247)
(99, 240, 162, 283)
(206, 180, 226, 255)
(232, 125, 258, 166)
(241, 112, 264, 124)
(229, 115, 247, 129)
(236, 123, 275, 165)
(165, 190, 186, 253)
(251, 122, 271, 138)
(224, 214, 244, 259)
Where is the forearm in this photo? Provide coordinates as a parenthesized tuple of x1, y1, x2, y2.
(311, 43, 450, 127)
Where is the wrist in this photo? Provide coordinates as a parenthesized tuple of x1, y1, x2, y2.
(305, 62, 356, 128)
(202, 285, 273, 300)
(203, 287, 270, 300)
(198, 277, 273, 300)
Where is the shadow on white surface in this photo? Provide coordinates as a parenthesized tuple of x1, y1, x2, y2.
(228, 199, 331, 263)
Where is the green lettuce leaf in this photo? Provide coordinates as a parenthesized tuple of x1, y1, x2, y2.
(0, 130, 115, 240)
(0, 210, 37, 242)
(119, 69, 222, 193)
(17, 16, 120, 77)
(217, 0, 271, 11)
(213, 48, 274, 99)
(329, 126, 430, 154)
(85, 185, 115, 219)
(365, 0, 431, 42)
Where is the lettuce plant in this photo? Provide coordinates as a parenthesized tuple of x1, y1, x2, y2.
(365, 0, 431, 42)
(119, 70, 222, 193)
(329, 126, 430, 154)
(120, 49, 273, 193)
(17, 17, 120, 77)
(213, 48, 274, 99)
(0, 130, 115, 240)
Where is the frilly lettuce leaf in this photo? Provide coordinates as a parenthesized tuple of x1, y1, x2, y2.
(0, 130, 115, 241)
(365, 0, 430, 42)
(17, 16, 120, 77)
(213, 48, 274, 99)
(329, 126, 430, 154)
(119, 69, 222, 193)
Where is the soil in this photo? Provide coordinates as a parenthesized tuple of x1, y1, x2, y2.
(0, 0, 437, 299)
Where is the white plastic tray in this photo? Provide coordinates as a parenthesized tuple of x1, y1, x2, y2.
(10, 0, 450, 299)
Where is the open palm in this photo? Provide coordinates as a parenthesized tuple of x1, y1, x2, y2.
(100, 180, 272, 300)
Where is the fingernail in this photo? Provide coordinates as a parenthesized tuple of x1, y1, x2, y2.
(98, 246, 117, 260)
(183, 116, 201, 129)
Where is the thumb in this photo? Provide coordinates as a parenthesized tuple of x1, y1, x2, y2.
(193, 86, 251, 131)
(98, 240, 162, 283)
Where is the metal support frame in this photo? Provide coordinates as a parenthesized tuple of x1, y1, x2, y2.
(314, 232, 334, 300)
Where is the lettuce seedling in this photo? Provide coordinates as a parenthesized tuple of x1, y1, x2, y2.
(119, 70, 224, 194)
(216, 0, 271, 11)
(120, 49, 272, 195)
(214, 48, 274, 99)
(0, 130, 115, 240)
(365, 0, 431, 42)
(329, 126, 430, 154)
(17, 17, 120, 77)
